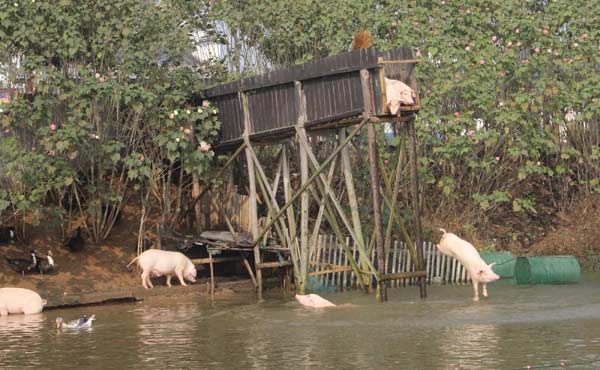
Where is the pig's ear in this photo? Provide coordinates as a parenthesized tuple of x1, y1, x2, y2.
(477, 269, 485, 276)
(488, 262, 497, 268)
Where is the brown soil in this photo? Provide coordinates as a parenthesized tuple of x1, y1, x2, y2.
(528, 196, 600, 257)
(0, 211, 142, 301)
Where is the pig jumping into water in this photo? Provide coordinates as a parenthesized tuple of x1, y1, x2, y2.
(0, 288, 47, 315)
(295, 294, 336, 308)
(438, 229, 500, 302)
(127, 249, 197, 289)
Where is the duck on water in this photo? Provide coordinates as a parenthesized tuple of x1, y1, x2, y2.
(55, 315, 95, 329)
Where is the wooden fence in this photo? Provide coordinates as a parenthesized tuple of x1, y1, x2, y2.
(309, 235, 469, 290)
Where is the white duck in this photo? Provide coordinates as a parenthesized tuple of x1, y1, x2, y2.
(55, 314, 95, 329)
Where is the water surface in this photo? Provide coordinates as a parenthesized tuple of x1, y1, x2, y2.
(2, 274, 600, 369)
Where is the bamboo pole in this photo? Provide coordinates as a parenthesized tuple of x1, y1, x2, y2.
(361, 69, 387, 302)
(407, 117, 426, 298)
(295, 80, 310, 294)
(252, 117, 370, 245)
(240, 92, 262, 299)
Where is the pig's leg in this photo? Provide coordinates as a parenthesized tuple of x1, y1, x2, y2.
(166, 275, 172, 287)
(146, 274, 154, 289)
(482, 283, 488, 298)
(175, 268, 188, 287)
(141, 271, 149, 289)
(472, 281, 479, 302)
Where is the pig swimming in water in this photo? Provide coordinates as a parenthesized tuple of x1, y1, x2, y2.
(295, 294, 336, 308)
(128, 249, 197, 289)
(438, 229, 500, 302)
(0, 288, 47, 315)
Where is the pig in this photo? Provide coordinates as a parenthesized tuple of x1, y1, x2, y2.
(127, 249, 197, 289)
(385, 77, 416, 115)
(0, 288, 47, 315)
(437, 229, 500, 302)
(295, 294, 336, 308)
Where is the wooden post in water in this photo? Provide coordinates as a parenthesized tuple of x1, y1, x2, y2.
(361, 69, 386, 302)
(407, 116, 426, 298)
(240, 91, 262, 300)
(295, 81, 310, 294)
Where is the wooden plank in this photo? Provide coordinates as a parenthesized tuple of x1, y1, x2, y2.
(257, 260, 293, 269)
(190, 256, 243, 265)
(309, 266, 354, 277)
(380, 270, 427, 282)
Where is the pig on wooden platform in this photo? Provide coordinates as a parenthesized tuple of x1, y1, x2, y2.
(128, 249, 197, 289)
(0, 288, 47, 315)
(438, 229, 500, 302)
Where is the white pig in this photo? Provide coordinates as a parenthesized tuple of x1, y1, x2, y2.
(128, 249, 197, 289)
(295, 294, 336, 308)
(385, 77, 416, 115)
(437, 229, 499, 302)
(0, 288, 47, 315)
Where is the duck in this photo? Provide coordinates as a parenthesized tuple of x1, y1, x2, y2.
(5, 250, 37, 276)
(0, 226, 16, 244)
(55, 314, 95, 329)
(35, 250, 56, 274)
(64, 227, 85, 252)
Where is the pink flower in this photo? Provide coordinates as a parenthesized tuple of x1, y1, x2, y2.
(506, 41, 513, 48)
(534, 47, 540, 54)
(582, 33, 588, 40)
(384, 160, 390, 165)
(179, 126, 184, 131)
(392, 29, 397, 34)
(391, 22, 397, 27)
(202, 100, 210, 107)
(495, 156, 500, 161)
(479, 59, 485, 65)
(49, 123, 57, 131)
(415, 50, 422, 57)
(466, 129, 473, 137)
(492, 35, 497, 42)
(184, 128, 191, 135)
(140, 155, 145, 161)
(499, 71, 506, 77)
(199, 141, 211, 152)
(454, 111, 460, 117)
(441, 0, 445, 4)
(543, 28, 549, 35)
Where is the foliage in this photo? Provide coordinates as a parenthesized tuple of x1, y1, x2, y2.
(0, 0, 220, 240)
(213, 0, 599, 245)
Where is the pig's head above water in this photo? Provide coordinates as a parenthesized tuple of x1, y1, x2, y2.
(475, 262, 500, 283)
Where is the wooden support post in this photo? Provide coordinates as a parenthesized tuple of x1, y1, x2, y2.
(339, 128, 370, 292)
(295, 81, 310, 294)
(408, 116, 427, 299)
(241, 255, 258, 288)
(361, 69, 387, 302)
(282, 146, 299, 270)
(240, 92, 262, 300)
(209, 252, 215, 296)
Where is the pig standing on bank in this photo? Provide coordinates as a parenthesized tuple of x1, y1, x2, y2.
(0, 288, 47, 315)
(295, 294, 336, 308)
(127, 249, 197, 289)
(437, 229, 500, 302)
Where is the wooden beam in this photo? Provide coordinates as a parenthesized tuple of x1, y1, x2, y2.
(408, 117, 427, 299)
(309, 266, 354, 277)
(257, 260, 294, 269)
(191, 256, 243, 265)
(380, 271, 427, 282)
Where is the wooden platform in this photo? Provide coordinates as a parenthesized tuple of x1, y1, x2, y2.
(204, 47, 420, 150)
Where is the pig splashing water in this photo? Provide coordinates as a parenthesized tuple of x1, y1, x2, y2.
(437, 229, 500, 302)
(127, 249, 197, 289)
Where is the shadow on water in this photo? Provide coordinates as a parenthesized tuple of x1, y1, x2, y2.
(1, 274, 600, 369)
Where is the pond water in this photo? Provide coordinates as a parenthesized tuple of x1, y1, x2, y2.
(2, 274, 600, 370)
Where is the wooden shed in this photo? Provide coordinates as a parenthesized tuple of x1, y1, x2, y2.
(204, 47, 420, 149)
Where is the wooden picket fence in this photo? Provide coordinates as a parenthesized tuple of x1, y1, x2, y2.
(309, 235, 470, 290)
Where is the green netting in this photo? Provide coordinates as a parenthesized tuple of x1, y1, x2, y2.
(306, 275, 337, 293)
(480, 251, 516, 278)
(514, 256, 581, 285)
